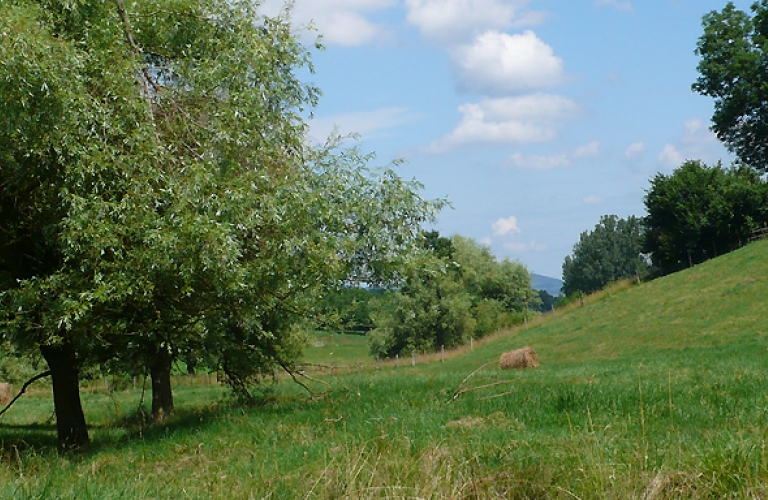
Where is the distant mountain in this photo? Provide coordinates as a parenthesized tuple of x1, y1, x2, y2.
(531, 273, 563, 296)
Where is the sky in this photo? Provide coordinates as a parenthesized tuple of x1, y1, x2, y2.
(259, 0, 750, 280)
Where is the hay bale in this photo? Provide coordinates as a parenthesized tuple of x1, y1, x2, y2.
(0, 383, 11, 406)
(499, 347, 539, 369)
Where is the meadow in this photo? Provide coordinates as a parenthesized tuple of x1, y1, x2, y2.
(2, 240, 768, 498)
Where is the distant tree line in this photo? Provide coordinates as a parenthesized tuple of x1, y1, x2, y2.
(322, 232, 538, 358)
(562, 161, 768, 296)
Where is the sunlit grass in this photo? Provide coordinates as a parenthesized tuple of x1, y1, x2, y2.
(2, 241, 768, 498)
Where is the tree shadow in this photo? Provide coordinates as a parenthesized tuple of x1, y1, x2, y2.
(0, 389, 313, 458)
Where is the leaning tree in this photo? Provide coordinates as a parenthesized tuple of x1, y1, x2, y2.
(0, 0, 442, 447)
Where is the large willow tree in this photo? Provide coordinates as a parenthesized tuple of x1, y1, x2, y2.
(0, 0, 442, 448)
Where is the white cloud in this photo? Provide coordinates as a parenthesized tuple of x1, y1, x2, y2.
(480, 236, 493, 246)
(625, 141, 645, 159)
(508, 152, 570, 170)
(259, 0, 396, 46)
(507, 140, 600, 170)
(658, 118, 724, 168)
(452, 30, 565, 95)
(308, 107, 412, 142)
(503, 241, 547, 252)
(426, 94, 579, 152)
(595, 0, 632, 11)
(405, 0, 546, 45)
(492, 216, 522, 236)
(658, 144, 685, 168)
(583, 195, 603, 205)
(574, 140, 601, 158)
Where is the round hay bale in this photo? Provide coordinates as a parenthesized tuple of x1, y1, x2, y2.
(499, 347, 540, 370)
(0, 383, 11, 406)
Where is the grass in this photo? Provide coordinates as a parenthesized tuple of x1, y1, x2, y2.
(301, 331, 370, 367)
(2, 241, 768, 498)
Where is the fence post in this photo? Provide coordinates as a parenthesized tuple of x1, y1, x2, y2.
(411, 350, 416, 367)
(470, 337, 474, 351)
(441, 345, 445, 362)
(396, 354, 399, 368)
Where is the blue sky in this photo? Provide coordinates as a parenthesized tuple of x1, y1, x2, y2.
(260, 0, 748, 279)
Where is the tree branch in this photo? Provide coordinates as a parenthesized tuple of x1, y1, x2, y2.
(0, 371, 52, 419)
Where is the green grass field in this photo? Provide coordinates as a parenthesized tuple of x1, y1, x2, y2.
(2, 241, 768, 498)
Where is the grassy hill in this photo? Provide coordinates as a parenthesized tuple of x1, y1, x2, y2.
(3, 241, 768, 498)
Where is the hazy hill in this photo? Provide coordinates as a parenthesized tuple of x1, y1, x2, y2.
(531, 273, 563, 296)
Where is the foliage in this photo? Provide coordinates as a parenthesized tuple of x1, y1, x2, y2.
(314, 287, 380, 335)
(369, 234, 538, 358)
(643, 160, 768, 275)
(693, 1, 768, 170)
(0, 0, 442, 443)
(533, 289, 559, 312)
(562, 214, 648, 296)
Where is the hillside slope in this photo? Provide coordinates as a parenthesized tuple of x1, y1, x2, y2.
(460, 239, 768, 368)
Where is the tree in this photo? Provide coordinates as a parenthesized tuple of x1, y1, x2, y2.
(0, 0, 442, 447)
(643, 160, 768, 275)
(369, 234, 538, 358)
(562, 215, 648, 296)
(533, 290, 559, 312)
(693, 1, 768, 170)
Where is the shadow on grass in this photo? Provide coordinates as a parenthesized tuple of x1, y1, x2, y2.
(0, 388, 312, 459)
(0, 423, 60, 454)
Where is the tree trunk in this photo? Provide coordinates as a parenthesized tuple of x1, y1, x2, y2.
(39, 343, 89, 449)
(150, 349, 174, 421)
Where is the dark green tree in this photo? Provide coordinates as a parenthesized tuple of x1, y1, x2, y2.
(693, 1, 768, 170)
(562, 215, 648, 296)
(643, 160, 768, 275)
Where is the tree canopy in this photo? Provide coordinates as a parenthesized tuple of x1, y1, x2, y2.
(369, 234, 538, 358)
(693, 0, 768, 170)
(562, 215, 648, 296)
(643, 160, 768, 276)
(0, 0, 442, 447)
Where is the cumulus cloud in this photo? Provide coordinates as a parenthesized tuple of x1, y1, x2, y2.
(574, 141, 601, 158)
(492, 216, 522, 236)
(452, 31, 565, 95)
(405, 0, 546, 44)
(595, 0, 632, 11)
(624, 142, 645, 159)
(658, 144, 685, 168)
(658, 118, 724, 168)
(507, 140, 600, 170)
(308, 107, 412, 142)
(259, 0, 396, 46)
(426, 94, 579, 152)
